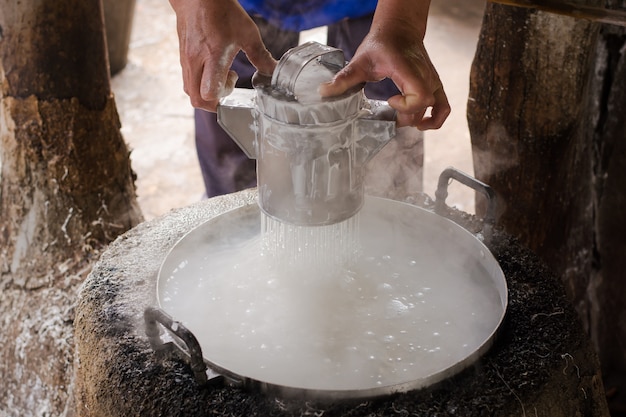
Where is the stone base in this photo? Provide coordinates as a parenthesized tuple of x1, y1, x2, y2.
(73, 189, 610, 416)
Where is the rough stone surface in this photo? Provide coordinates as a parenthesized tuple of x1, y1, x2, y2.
(72, 189, 610, 416)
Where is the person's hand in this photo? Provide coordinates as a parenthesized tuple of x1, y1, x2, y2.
(319, 1, 450, 130)
(169, 0, 277, 112)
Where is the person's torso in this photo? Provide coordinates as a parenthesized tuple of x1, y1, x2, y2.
(239, 0, 378, 31)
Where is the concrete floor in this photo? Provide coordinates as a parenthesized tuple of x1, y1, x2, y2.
(112, 0, 486, 220)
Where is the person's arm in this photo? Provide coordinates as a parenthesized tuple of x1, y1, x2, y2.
(169, 0, 276, 111)
(320, 0, 450, 129)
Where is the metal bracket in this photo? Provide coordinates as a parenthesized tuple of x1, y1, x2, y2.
(434, 167, 497, 241)
(144, 306, 213, 385)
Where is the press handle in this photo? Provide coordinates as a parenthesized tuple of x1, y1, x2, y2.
(144, 306, 211, 385)
(434, 167, 497, 240)
(271, 41, 345, 95)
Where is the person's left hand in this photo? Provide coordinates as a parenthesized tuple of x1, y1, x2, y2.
(319, 14, 450, 130)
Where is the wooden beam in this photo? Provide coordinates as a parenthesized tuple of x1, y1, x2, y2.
(488, 0, 626, 26)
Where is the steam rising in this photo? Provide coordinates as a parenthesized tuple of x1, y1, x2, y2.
(159, 198, 505, 391)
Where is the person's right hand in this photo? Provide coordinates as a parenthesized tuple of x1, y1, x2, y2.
(169, 0, 277, 112)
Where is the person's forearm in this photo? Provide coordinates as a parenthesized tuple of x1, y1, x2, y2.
(371, 0, 431, 39)
(169, 0, 194, 14)
(169, 0, 247, 23)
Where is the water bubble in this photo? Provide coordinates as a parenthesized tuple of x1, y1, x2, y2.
(386, 299, 409, 318)
(340, 273, 356, 289)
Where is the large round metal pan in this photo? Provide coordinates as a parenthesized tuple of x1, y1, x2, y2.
(156, 196, 507, 400)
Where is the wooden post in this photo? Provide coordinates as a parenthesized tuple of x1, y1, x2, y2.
(468, 0, 626, 408)
(585, 15, 626, 408)
(0, 0, 143, 413)
(468, 1, 597, 305)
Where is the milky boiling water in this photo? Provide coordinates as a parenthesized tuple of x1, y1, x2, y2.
(159, 198, 505, 391)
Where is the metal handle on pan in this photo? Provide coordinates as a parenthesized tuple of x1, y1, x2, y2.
(434, 167, 497, 240)
(144, 306, 213, 385)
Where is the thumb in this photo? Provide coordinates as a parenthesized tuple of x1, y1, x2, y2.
(319, 65, 367, 98)
(244, 41, 277, 77)
(201, 44, 239, 101)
